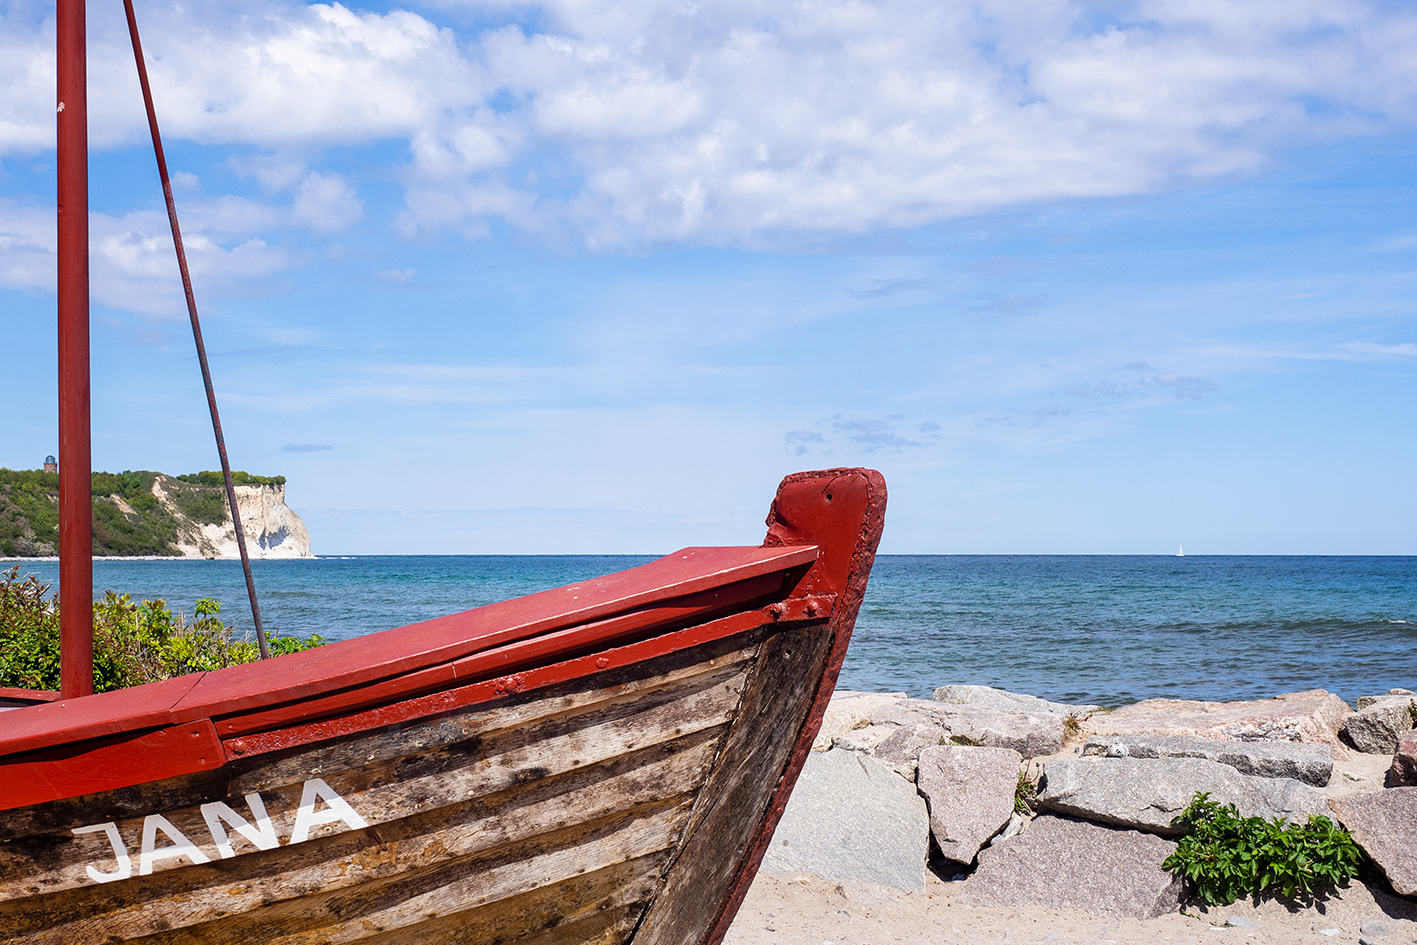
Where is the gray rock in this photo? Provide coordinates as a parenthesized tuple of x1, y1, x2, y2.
(869, 722, 951, 780)
(916, 745, 1022, 866)
(932, 684, 1101, 717)
(1225, 916, 1262, 928)
(762, 748, 929, 893)
(1356, 689, 1415, 710)
(872, 698, 1064, 758)
(1342, 694, 1417, 755)
(821, 693, 1063, 764)
(1389, 730, 1417, 787)
(1330, 788, 1417, 897)
(995, 811, 1027, 842)
(831, 722, 905, 754)
(1360, 919, 1394, 937)
(1081, 733, 1333, 786)
(815, 691, 911, 752)
(958, 815, 1183, 918)
(1087, 690, 1353, 751)
(830, 719, 965, 781)
(1038, 757, 1330, 835)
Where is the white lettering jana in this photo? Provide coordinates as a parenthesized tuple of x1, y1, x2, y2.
(201, 793, 279, 858)
(71, 778, 367, 884)
(72, 823, 131, 884)
(139, 814, 211, 875)
(289, 777, 369, 843)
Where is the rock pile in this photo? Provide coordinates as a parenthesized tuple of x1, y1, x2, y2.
(763, 684, 1417, 919)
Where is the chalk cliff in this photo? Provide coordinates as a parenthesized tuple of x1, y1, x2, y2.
(150, 475, 313, 558)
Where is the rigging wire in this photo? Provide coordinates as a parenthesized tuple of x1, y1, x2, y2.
(122, 0, 272, 659)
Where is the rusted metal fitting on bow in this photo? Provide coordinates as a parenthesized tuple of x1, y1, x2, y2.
(763, 594, 836, 622)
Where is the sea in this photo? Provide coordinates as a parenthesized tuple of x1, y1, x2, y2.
(5, 555, 1414, 707)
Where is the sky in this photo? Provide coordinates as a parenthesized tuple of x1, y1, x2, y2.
(2, 0, 1415, 555)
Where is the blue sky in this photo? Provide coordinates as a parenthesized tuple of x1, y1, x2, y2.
(3, 0, 1415, 554)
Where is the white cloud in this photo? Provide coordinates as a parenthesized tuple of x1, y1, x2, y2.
(0, 20, 54, 154)
(90, 209, 289, 318)
(0, 198, 289, 318)
(6, 0, 1417, 246)
(0, 201, 55, 293)
(292, 171, 362, 232)
(115, 2, 479, 148)
(1340, 341, 1417, 359)
(412, 0, 1417, 242)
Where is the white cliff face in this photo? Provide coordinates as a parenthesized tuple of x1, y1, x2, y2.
(229, 482, 313, 559)
(151, 476, 313, 558)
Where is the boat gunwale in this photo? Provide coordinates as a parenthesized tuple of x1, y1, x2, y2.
(0, 544, 816, 760)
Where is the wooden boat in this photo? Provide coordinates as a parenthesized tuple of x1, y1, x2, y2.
(0, 468, 885, 943)
(3, 2, 887, 940)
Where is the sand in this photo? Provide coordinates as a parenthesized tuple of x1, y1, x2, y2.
(726, 871, 1417, 945)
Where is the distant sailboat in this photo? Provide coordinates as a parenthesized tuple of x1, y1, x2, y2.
(1176, 544, 1185, 557)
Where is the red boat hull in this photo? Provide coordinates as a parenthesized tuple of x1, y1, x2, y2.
(0, 468, 885, 945)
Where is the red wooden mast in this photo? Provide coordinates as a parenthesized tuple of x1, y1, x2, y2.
(56, 0, 93, 699)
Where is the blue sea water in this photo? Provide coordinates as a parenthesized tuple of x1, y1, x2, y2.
(6, 555, 1414, 707)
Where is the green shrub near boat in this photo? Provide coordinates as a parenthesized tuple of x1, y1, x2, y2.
(0, 565, 325, 693)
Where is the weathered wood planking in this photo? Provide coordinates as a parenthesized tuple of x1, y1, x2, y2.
(159, 806, 691, 945)
(634, 622, 834, 944)
(0, 637, 761, 944)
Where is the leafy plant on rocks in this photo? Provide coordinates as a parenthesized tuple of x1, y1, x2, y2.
(1162, 792, 1363, 906)
(1014, 762, 1040, 815)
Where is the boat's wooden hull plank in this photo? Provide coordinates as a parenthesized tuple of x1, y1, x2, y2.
(0, 633, 757, 844)
(137, 806, 690, 945)
(0, 652, 750, 904)
(633, 620, 834, 945)
(5, 731, 721, 944)
(347, 856, 659, 945)
(0, 640, 760, 944)
(221, 610, 771, 764)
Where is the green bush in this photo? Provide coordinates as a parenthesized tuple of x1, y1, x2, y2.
(170, 485, 228, 525)
(177, 471, 286, 487)
(0, 568, 61, 689)
(0, 469, 60, 552)
(1163, 792, 1363, 905)
(0, 566, 326, 692)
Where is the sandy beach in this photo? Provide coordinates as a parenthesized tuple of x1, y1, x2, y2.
(726, 870, 1417, 945)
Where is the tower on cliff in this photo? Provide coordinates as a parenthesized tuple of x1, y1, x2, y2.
(43, 455, 57, 473)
